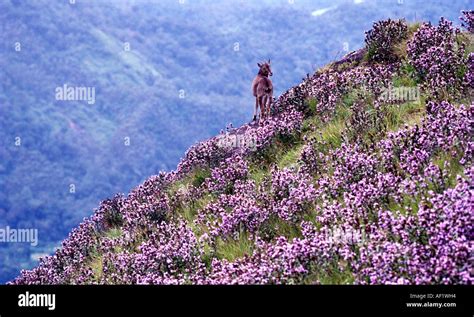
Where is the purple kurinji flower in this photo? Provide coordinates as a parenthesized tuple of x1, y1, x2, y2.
(365, 18, 408, 63)
(460, 10, 474, 33)
(407, 18, 467, 99)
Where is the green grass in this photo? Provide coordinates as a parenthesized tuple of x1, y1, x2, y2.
(320, 119, 345, 148)
(301, 111, 320, 133)
(271, 217, 302, 240)
(167, 167, 211, 196)
(105, 227, 122, 239)
(466, 36, 474, 55)
(305, 103, 351, 150)
(166, 176, 191, 198)
(408, 22, 421, 35)
(251, 135, 297, 166)
(248, 164, 269, 187)
(304, 261, 355, 285)
(458, 32, 474, 56)
(251, 99, 351, 173)
(392, 63, 418, 88)
(277, 144, 303, 169)
(393, 22, 421, 60)
(263, 96, 354, 174)
(191, 168, 212, 188)
(216, 231, 254, 262)
(180, 194, 213, 223)
(387, 194, 421, 215)
(307, 98, 317, 115)
(384, 99, 425, 132)
(432, 150, 465, 188)
(316, 268, 355, 285)
(90, 254, 103, 281)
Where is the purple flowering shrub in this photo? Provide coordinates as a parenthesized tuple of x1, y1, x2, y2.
(365, 18, 408, 63)
(175, 103, 303, 177)
(272, 84, 307, 115)
(304, 70, 345, 121)
(460, 10, 474, 33)
(12, 102, 472, 285)
(268, 167, 316, 222)
(465, 53, 474, 89)
(319, 143, 379, 198)
(383, 101, 473, 177)
(300, 63, 394, 123)
(196, 180, 269, 244)
(11, 208, 106, 284)
(207, 234, 318, 284)
(299, 134, 329, 175)
(205, 155, 248, 194)
(121, 178, 171, 233)
(92, 194, 125, 233)
(168, 182, 203, 215)
(176, 138, 228, 176)
(407, 18, 467, 99)
(342, 98, 389, 147)
(100, 220, 207, 284)
(355, 169, 473, 284)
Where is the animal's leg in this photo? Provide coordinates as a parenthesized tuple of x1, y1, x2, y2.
(258, 96, 264, 122)
(265, 95, 270, 120)
(253, 97, 258, 121)
(264, 96, 268, 119)
(266, 95, 272, 118)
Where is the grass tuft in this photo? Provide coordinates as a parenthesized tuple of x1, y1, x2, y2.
(216, 231, 254, 262)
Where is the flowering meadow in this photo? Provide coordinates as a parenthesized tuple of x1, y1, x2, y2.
(11, 16, 473, 285)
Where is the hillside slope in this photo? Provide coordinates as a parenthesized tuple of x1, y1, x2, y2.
(11, 14, 474, 285)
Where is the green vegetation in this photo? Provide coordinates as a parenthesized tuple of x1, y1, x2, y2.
(216, 231, 254, 262)
(305, 262, 355, 285)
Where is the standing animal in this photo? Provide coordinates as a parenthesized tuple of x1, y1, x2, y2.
(251, 60, 273, 122)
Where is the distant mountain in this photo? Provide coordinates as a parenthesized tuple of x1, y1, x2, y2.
(0, 0, 472, 283)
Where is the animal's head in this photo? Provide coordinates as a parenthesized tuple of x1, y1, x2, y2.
(257, 59, 272, 77)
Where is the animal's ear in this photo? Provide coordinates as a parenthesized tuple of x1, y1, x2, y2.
(268, 59, 271, 64)
(257, 63, 262, 67)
